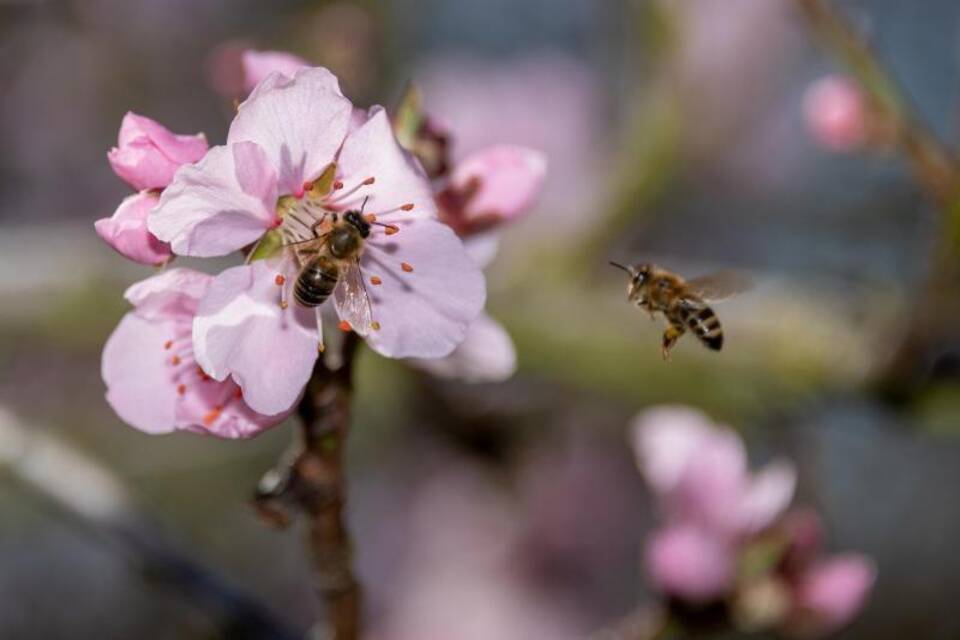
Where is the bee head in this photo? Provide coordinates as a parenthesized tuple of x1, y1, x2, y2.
(343, 210, 371, 238)
(609, 261, 650, 286)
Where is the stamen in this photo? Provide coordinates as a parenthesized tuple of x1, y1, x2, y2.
(164, 340, 173, 350)
(400, 203, 414, 211)
(384, 225, 399, 236)
(177, 384, 186, 396)
(333, 180, 344, 190)
(171, 355, 182, 366)
(338, 320, 352, 332)
(401, 262, 414, 273)
(365, 214, 377, 223)
(363, 177, 376, 185)
(315, 308, 325, 353)
(202, 406, 223, 427)
(370, 276, 382, 285)
(371, 321, 381, 331)
(275, 274, 286, 286)
(196, 366, 211, 382)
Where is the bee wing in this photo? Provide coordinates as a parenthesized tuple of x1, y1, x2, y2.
(684, 270, 752, 303)
(333, 258, 374, 335)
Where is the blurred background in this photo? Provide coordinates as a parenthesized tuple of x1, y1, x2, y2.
(2, 0, 960, 637)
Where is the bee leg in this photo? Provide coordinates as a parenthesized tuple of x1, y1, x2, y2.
(661, 324, 683, 361)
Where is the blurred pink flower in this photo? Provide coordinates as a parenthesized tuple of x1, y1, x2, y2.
(102, 268, 285, 438)
(645, 524, 736, 603)
(790, 554, 877, 637)
(150, 67, 484, 414)
(94, 191, 172, 266)
(240, 49, 309, 95)
(633, 406, 796, 538)
(802, 76, 867, 152)
(107, 111, 208, 191)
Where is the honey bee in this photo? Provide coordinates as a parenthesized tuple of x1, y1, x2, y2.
(286, 208, 377, 334)
(610, 262, 751, 359)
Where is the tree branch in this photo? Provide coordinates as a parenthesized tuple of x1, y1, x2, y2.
(254, 333, 362, 640)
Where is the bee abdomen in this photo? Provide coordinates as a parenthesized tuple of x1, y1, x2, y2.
(294, 258, 339, 308)
(682, 305, 723, 351)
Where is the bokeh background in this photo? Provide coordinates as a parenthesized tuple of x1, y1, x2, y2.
(2, 0, 960, 637)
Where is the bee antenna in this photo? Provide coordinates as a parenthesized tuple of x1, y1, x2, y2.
(359, 195, 370, 215)
(609, 261, 632, 274)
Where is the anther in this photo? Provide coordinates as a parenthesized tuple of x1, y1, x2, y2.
(365, 214, 377, 223)
(202, 406, 222, 427)
(370, 276, 382, 285)
(371, 321, 381, 331)
(363, 176, 376, 185)
(275, 274, 286, 286)
(385, 225, 399, 236)
(318, 342, 326, 353)
(171, 355, 182, 366)
(401, 262, 414, 273)
(177, 384, 186, 396)
(164, 340, 173, 350)
(338, 320, 352, 332)
(400, 203, 414, 211)
(333, 180, 344, 190)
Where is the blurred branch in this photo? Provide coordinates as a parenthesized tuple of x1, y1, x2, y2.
(0, 407, 298, 640)
(254, 334, 361, 640)
(795, 0, 960, 402)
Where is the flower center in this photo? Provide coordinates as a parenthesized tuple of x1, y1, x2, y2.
(162, 331, 244, 429)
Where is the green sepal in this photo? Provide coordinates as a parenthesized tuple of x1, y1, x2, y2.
(247, 228, 285, 263)
(308, 162, 337, 198)
(393, 82, 424, 151)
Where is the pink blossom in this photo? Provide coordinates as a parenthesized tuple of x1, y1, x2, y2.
(240, 49, 310, 95)
(102, 268, 286, 438)
(408, 312, 516, 383)
(150, 68, 485, 415)
(107, 112, 208, 191)
(94, 191, 172, 266)
(790, 555, 876, 636)
(645, 524, 736, 603)
(802, 76, 867, 152)
(632, 406, 796, 537)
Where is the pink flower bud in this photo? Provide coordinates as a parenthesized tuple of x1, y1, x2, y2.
(645, 524, 735, 603)
(94, 191, 172, 266)
(107, 112, 208, 191)
(802, 76, 867, 152)
(791, 554, 876, 636)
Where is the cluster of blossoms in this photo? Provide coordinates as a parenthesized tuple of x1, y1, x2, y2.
(97, 51, 544, 438)
(633, 407, 876, 637)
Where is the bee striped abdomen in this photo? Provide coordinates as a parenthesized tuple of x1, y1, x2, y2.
(681, 302, 723, 351)
(294, 256, 340, 308)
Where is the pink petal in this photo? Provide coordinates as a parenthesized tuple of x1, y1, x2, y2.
(175, 377, 285, 439)
(450, 144, 547, 223)
(737, 460, 797, 534)
(123, 267, 211, 320)
(192, 257, 318, 415)
(150, 142, 279, 257)
(108, 112, 208, 191)
(645, 525, 735, 603)
(94, 191, 172, 266)
(228, 67, 352, 195)
(631, 406, 732, 494)
(335, 107, 437, 222)
(793, 554, 876, 635)
(241, 49, 310, 94)
(462, 231, 502, 269)
(408, 312, 516, 382)
(102, 312, 180, 435)
(673, 432, 750, 533)
(356, 217, 486, 359)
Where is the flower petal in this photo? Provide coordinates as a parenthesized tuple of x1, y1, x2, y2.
(124, 267, 211, 321)
(645, 524, 735, 603)
(462, 231, 501, 270)
(102, 313, 180, 434)
(792, 554, 876, 635)
(450, 144, 547, 223)
(192, 257, 318, 415)
(356, 217, 486, 359)
(738, 460, 797, 535)
(228, 67, 352, 194)
(631, 406, 726, 494)
(95, 191, 172, 266)
(150, 142, 279, 257)
(335, 107, 436, 222)
(175, 377, 285, 439)
(109, 112, 208, 191)
(408, 312, 516, 382)
(241, 49, 310, 94)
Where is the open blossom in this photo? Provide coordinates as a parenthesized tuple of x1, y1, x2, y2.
(631, 407, 874, 637)
(102, 268, 285, 438)
(150, 67, 485, 415)
(96, 113, 208, 265)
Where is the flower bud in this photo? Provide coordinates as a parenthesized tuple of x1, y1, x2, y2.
(108, 112, 208, 191)
(95, 191, 172, 266)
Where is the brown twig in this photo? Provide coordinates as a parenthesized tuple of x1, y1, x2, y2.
(254, 333, 362, 640)
(795, 0, 960, 402)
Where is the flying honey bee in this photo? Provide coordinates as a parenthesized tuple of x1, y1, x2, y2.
(286, 205, 378, 333)
(609, 262, 751, 359)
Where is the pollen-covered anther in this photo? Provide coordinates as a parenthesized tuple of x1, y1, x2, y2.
(275, 274, 286, 286)
(370, 276, 382, 285)
(164, 340, 173, 350)
(202, 406, 223, 427)
(338, 320, 352, 332)
(370, 321, 381, 331)
(385, 225, 399, 236)
(401, 262, 414, 273)
(171, 355, 182, 366)
(333, 180, 344, 190)
(400, 203, 414, 211)
(365, 214, 377, 223)
(176, 384, 186, 396)
(317, 342, 326, 353)
(362, 176, 376, 185)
